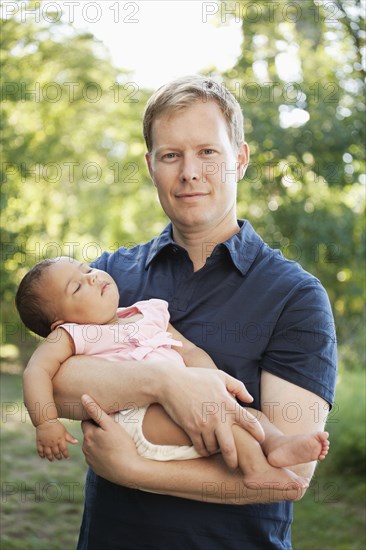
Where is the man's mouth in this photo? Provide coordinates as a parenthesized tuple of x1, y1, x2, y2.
(176, 192, 209, 198)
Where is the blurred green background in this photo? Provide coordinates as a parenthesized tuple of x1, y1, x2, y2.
(1, 1, 365, 548)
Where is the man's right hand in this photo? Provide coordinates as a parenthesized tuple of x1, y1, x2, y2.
(158, 367, 264, 469)
(53, 355, 264, 469)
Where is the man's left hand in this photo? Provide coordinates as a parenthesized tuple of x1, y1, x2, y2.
(81, 394, 140, 485)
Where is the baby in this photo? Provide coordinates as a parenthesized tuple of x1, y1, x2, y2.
(16, 256, 330, 490)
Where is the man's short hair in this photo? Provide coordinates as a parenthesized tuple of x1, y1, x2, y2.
(143, 75, 244, 152)
(15, 259, 57, 338)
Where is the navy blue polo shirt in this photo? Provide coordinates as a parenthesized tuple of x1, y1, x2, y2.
(78, 220, 337, 550)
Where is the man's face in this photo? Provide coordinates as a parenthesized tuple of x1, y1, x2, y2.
(146, 100, 249, 233)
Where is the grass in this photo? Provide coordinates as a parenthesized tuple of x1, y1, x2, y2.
(292, 476, 365, 550)
(1, 369, 365, 549)
(1, 372, 85, 549)
(292, 370, 366, 550)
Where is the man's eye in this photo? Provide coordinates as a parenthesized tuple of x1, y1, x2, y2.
(73, 284, 81, 294)
(162, 153, 177, 159)
(202, 149, 215, 155)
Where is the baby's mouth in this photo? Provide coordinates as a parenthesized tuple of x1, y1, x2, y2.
(101, 282, 109, 295)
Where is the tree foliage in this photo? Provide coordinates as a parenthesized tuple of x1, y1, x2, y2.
(1, 1, 161, 348)
(220, 0, 365, 366)
(1, 0, 364, 369)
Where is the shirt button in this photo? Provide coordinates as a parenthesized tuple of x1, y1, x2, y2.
(172, 246, 179, 253)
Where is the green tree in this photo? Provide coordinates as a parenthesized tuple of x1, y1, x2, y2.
(0, 1, 163, 351)
(216, 0, 365, 367)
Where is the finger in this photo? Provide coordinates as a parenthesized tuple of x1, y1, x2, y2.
(190, 433, 210, 457)
(81, 394, 110, 430)
(236, 407, 265, 442)
(65, 432, 78, 444)
(222, 373, 253, 403)
(215, 426, 238, 469)
(37, 445, 45, 459)
(201, 431, 220, 455)
(52, 445, 63, 460)
(44, 446, 54, 462)
(81, 418, 96, 436)
(59, 441, 70, 460)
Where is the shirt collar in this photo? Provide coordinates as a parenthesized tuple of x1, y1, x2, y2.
(221, 220, 264, 276)
(145, 223, 175, 268)
(145, 220, 264, 275)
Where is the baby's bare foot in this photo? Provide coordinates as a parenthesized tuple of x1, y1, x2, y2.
(242, 463, 309, 492)
(267, 432, 330, 468)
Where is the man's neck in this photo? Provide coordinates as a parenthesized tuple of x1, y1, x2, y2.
(172, 218, 240, 272)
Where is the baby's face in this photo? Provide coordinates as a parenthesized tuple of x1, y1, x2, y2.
(44, 257, 120, 326)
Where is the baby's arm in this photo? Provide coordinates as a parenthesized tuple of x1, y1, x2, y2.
(167, 324, 217, 370)
(23, 328, 78, 461)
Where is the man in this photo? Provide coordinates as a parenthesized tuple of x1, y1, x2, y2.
(53, 75, 337, 549)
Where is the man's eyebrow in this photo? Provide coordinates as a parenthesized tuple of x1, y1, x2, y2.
(197, 143, 220, 149)
(154, 143, 219, 153)
(154, 145, 177, 153)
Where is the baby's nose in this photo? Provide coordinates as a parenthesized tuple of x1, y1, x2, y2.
(86, 271, 97, 284)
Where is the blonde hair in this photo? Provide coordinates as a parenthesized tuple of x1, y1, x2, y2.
(143, 75, 244, 152)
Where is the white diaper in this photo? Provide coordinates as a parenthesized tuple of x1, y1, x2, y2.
(114, 406, 201, 461)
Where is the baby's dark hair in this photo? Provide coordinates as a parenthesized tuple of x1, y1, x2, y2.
(15, 258, 58, 338)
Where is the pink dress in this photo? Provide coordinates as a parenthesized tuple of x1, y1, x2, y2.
(60, 298, 185, 367)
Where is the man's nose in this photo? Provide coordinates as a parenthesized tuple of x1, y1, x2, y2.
(179, 154, 200, 183)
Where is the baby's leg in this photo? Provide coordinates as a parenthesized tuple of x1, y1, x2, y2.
(142, 405, 308, 490)
(232, 424, 309, 490)
(142, 403, 192, 446)
(249, 410, 330, 467)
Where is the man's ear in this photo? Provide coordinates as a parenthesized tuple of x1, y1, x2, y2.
(237, 142, 250, 181)
(145, 152, 154, 178)
(50, 319, 65, 331)
(145, 152, 158, 187)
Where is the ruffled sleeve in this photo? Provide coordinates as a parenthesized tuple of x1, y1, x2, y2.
(133, 299, 171, 330)
(60, 323, 86, 355)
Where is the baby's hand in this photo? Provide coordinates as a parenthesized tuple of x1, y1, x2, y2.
(36, 420, 78, 461)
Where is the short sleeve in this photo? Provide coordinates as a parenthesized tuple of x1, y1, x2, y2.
(60, 324, 86, 355)
(135, 299, 171, 331)
(261, 280, 337, 407)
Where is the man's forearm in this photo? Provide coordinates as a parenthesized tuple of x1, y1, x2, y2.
(53, 356, 168, 419)
(80, 394, 305, 504)
(131, 454, 304, 504)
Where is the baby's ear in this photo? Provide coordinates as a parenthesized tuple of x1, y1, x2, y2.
(50, 320, 65, 331)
